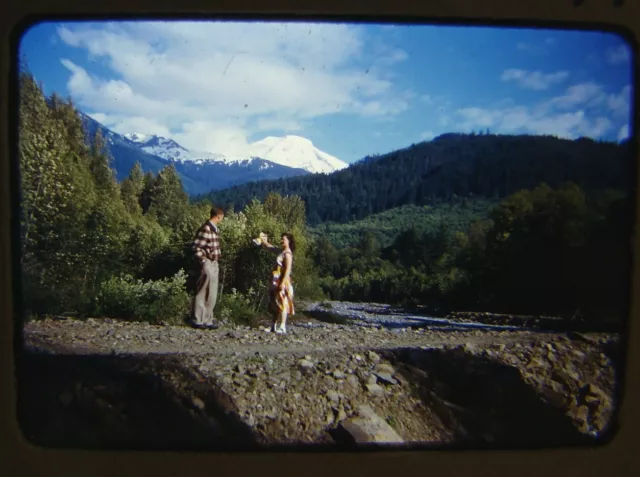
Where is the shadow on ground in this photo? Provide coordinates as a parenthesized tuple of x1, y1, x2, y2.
(387, 346, 594, 449)
(17, 343, 602, 452)
(17, 350, 260, 451)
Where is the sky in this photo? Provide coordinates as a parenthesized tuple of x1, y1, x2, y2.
(19, 20, 634, 164)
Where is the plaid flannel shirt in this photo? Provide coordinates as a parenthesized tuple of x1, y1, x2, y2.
(193, 220, 221, 263)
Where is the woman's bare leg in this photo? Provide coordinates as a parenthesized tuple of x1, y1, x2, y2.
(277, 310, 288, 333)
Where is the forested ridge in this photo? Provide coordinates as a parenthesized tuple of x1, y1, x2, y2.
(18, 67, 633, 330)
(202, 132, 631, 226)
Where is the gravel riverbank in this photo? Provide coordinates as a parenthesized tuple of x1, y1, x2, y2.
(19, 306, 621, 450)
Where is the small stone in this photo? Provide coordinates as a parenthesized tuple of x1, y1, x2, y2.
(555, 369, 581, 386)
(594, 415, 609, 431)
(366, 383, 385, 396)
(585, 383, 607, 398)
(298, 359, 315, 372)
(375, 363, 396, 375)
(575, 405, 590, 422)
(374, 372, 398, 385)
(346, 375, 360, 388)
(192, 396, 205, 411)
(339, 406, 403, 444)
(245, 414, 256, 427)
(463, 343, 479, 354)
(527, 357, 547, 369)
(366, 374, 378, 385)
(326, 412, 335, 425)
(332, 370, 346, 380)
(549, 380, 565, 395)
(585, 394, 601, 406)
(326, 390, 340, 403)
(368, 351, 381, 363)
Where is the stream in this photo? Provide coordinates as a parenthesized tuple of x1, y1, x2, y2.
(303, 301, 553, 332)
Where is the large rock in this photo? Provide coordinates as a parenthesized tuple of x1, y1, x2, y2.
(338, 405, 404, 445)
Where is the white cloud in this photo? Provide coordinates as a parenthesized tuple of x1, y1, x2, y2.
(618, 124, 630, 142)
(606, 45, 631, 65)
(56, 21, 411, 155)
(539, 82, 631, 117)
(501, 69, 569, 90)
(546, 82, 605, 109)
(173, 121, 252, 157)
(420, 130, 437, 140)
(421, 94, 434, 104)
(455, 104, 613, 139)
(607, 85, 632, 118)
(255, 117, 304, 133)
(95, 113, 173, 138)
(452, 80, 629, 140)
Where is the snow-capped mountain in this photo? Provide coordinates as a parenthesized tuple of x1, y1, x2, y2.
(245, 135, 348, 174)
(124, 133, 225, 163)
(78, 113, 313, 195)
(123, 132, 348, 174)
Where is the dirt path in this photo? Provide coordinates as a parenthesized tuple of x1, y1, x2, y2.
(23, 317, 549, 357)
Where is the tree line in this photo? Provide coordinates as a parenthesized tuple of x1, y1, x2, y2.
(17, 69, 322, 325)
(18, 66, 633, 330)
(202, 132, 631, 226)
(311, 182, 631, 328)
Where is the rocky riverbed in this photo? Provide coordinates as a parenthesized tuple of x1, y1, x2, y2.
(18, 306, 622, 450)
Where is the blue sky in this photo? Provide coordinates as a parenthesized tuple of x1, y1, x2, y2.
(20, 20, 633, 164)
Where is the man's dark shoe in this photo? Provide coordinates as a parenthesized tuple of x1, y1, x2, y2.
(190, 321, 219, 330)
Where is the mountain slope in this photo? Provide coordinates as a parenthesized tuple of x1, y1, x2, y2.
(203, 133, 632, 225)
(124, 133, 225, 163)
(80, 113, 171, 180)
(124, 132, 347, 174)
(309, 200, 497, 248)
(79, 114, 312, 195)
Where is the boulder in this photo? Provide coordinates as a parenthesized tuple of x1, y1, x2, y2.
(338, 405, 404, 444)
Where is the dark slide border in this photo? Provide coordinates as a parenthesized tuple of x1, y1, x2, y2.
(1, 1, 639, 476)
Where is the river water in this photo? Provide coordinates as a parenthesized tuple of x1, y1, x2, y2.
(303, 301, 527, 332)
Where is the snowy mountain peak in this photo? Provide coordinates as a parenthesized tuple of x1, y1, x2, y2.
(124, 132, 152, 143)
(123, 130, 348, 174)
(124, 133, 223, 163)
(247, 135, 348, 174)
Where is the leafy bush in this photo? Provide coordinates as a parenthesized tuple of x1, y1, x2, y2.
(218, 288, 260, 327)
(95, 269, 190, 325)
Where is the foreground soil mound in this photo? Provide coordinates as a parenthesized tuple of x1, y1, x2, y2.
(19, 316, 621, 450)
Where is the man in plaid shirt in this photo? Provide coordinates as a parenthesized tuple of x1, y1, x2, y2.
(191, 206, 224, 329)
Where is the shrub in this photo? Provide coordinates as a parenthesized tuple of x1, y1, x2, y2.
(95, 269, 191, 325)
(218, 288, 260, 327)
